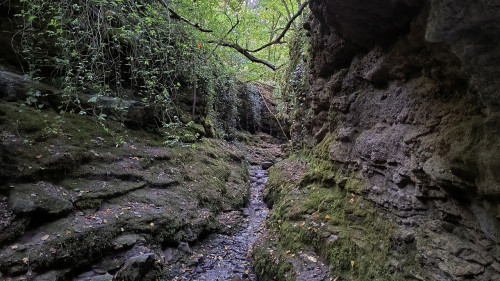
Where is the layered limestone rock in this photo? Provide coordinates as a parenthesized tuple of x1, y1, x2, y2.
(286, 0, 499, 279)
(0, 102, 250, 280)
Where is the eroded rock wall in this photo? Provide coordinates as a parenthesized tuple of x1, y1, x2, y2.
(292, 0, 500, 279)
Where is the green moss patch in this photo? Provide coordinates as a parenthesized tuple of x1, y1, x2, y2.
(252, 232, 296, 281)
(255, 150, 402, 281)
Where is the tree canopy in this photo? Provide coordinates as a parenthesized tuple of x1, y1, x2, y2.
(166, 0, 309, 80)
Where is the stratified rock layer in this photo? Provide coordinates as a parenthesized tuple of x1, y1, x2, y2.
(267, 0, 500, 280)
(0, 102, 250, 280)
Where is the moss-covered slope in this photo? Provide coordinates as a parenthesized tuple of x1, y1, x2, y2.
(0, 101, 249, 280)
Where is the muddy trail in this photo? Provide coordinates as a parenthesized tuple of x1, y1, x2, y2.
(166, 165, 269, 281)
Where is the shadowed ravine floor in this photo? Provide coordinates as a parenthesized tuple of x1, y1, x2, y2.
(166, 165, 269, 281)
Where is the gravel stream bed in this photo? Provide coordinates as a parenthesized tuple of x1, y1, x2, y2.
(167, 165, 269, 281)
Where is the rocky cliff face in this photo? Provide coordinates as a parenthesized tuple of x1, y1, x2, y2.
(0, 100, 251, 280)
(285, 0, 499, 279)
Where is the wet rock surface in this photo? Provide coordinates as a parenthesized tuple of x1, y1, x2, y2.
(165, 165, 269, 280)
(0, 99, 291, 280)
(0, 101, 257, 280)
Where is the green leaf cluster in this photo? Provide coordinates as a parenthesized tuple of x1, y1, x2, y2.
(12, 0, 308, 139)
(170, 0, 307, 82)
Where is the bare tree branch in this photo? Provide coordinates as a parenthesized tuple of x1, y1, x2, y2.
(158, 0, 213, 33)
(212, 41, 277, 70)
(281, 0, 293, 22)
(211, 1, 308, 70)
(209, 17, 240, 58)
(249, 0, 309, 53)
(225, 17, 240, 37)
(159, 0, 308, 71)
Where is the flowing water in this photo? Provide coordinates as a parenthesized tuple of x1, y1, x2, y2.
(168, 165, 269, 280)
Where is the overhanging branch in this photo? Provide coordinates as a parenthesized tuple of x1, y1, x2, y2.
(249, 0, 309, 52)
(209, 17, 240, 57)
(158, 0, 213, 33)
(159, 0, 309, 71)
(213, 41, 277, 71)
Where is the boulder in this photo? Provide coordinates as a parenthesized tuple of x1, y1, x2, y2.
(261, 161, 273, 170)
(114, 253, 154, 281)
(8, 182, 73, 216)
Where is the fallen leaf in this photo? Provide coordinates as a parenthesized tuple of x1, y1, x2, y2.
(66, 230, 71, 235)
(22, 257, 29, 264)
(41, 235, 50, 241)
(307, 256, 317, 263)
(11, 245, 18, 250)
(325, 215, 331, 219)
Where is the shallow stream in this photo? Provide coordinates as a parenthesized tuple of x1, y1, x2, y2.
(168, 165, 269, 280)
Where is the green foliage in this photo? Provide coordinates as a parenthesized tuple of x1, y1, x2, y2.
(206, 71, 238, 139)
(170, 0, 307, 82)
(12, 0, 307, 141)
(161, 120, 203, 147)
(272, 18, 309, 128)
(17, 0, 194, 111)
(252, 238, 296, 281)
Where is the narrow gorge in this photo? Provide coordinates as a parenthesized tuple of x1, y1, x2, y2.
(1, 0, 499, 280)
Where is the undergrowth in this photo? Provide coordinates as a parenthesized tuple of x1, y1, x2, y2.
(11, 0, 245, 143)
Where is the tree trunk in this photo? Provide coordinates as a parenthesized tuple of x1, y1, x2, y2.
(192, 81, 197, 121)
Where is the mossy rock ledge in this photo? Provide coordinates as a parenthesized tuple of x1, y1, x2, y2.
(0, 101, 250, 280)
